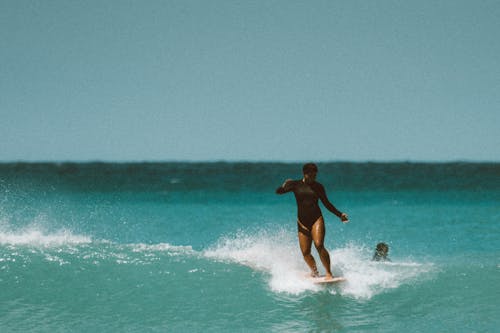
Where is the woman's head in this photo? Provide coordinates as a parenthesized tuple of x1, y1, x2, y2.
(302, 163, 318, 183)
(302, 163, 318, 175)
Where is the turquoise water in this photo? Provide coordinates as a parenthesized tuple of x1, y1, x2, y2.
(1, 162, 499, 332)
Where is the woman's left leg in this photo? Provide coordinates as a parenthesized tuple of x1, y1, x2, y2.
(311, 217, 333, 278)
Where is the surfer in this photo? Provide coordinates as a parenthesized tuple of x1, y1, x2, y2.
(276, 163, 348, 280)
(372, 242, 391, 262)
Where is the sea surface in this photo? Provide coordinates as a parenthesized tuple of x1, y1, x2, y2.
(1, 162, 499, 332)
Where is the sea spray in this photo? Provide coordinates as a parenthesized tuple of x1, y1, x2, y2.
(332, 243, 435, 299)
(204, 227, 319, 294)
(203, 228, 435, 297)
(0, 227, 92, 247)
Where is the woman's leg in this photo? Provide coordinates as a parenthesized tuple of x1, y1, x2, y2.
(311, 217, 333, 278)
(297, 222, 319, 276)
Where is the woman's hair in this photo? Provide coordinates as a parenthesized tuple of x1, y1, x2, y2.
(302, 163, 318, 174)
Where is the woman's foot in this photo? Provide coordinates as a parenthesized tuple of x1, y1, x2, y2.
(310, 269, 320, 278)
(324, 273, 335, 280)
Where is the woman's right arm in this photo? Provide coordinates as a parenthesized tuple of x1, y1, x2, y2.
(275, 179, 294, 194)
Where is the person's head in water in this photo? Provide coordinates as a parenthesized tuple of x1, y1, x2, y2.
(373, 242, 390, 261)
(302, 163, 318, 184)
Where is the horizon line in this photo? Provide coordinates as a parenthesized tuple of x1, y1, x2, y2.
(1, 159, 499, 164)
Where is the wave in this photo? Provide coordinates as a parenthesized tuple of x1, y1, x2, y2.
(0, 222, 195, 268)
(204, 228, 311, 294)
(204, 228, 435, 298)
(1, 223, 434, 299)
(0, 227, 92, 247)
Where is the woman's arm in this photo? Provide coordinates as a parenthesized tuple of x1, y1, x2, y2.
(275, 179, 294, 194)
(315, 183, 348, 221)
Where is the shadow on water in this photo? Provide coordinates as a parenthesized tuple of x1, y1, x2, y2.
(270, 288, 397, 333)
(269, 292, 342, 332)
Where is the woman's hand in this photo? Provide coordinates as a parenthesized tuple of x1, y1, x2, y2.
(340, 213, 349, 223)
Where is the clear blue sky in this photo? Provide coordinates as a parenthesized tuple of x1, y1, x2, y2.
(1, 0, 499, 162)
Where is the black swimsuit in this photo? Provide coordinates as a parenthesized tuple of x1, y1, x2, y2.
(276, 180, 342, 234)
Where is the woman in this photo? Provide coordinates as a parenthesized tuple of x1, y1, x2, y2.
(276, 163, 348, 279)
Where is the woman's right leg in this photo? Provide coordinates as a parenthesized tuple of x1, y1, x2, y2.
(311, 217, 333, 279)
(298, 222, 319, 276)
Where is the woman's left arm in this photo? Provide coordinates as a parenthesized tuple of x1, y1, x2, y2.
(316, 183, 348, 222)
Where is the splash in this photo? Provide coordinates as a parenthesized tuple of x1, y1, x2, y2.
(0, 210, 92, 247)
(332, 243, 435, 299)
(204, 228, 324, 294)
(0, 232, 195, 268)
(128, 242, 195, 256)
(0, 227, 91, 247)
(204, 228, 434, 298)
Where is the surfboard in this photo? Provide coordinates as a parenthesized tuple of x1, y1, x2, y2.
(308, 276, 347, 284)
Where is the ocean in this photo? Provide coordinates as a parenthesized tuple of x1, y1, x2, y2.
(1, 162, 499, 332)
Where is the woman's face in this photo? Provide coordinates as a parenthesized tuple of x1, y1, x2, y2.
(303, 171, 317, 183)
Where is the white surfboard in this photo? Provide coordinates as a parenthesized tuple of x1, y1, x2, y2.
(308, 276, 347, 284)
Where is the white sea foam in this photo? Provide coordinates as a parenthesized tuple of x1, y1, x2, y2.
(129, 242, 195, 256)
(0, 214, 193, 263)
(0, 211, 92, 247)
(204, 228, 435, 298)
(332, 244, 435, 299)
(204, 228, 323, 294)
(0, 227, 91, 247)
